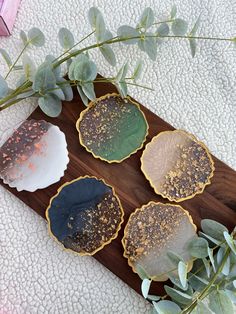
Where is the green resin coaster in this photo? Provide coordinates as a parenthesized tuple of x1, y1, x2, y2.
(76, 93, 148, 163)
(122, 202, 197, 281)
(141, 130, 215, 202)
(46, 176, 124, 255)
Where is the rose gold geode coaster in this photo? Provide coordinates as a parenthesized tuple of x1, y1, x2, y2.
(122, 202, 197, 281)
(141, 130, 215, 202)
(0, 119, 69, 192)
(46, 176, 124, 256)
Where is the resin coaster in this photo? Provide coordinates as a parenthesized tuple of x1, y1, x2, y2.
(76, 93, 148, 163)
(0, 120, 69, 192)
(122, 202, 197, 281)
(141, 130, 215, 202)
(46, 176, 124, 255)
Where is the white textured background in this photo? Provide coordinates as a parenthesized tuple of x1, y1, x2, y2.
(0, 0, 235, 313)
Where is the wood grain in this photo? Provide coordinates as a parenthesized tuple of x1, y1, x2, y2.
(1, 81, 236, 297)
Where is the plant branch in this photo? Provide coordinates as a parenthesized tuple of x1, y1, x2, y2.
(5, 43, 29, 79)
(181, 248, 231, 314)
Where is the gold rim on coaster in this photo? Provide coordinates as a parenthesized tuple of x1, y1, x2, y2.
(122, 201, 197, 281)
(141, 130, 215, 202)
(76, 93, 149, 163)
(46, 175, 124, 256)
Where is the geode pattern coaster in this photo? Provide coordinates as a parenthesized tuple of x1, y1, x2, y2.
(46, 176, 124, 255)
(0, 120, 69, 192)
(141, 130, 215, 202)
(122, 202, 197, 281)
(76, 93, 148, 163)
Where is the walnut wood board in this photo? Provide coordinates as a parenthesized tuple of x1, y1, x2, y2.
(1, 81, 236, 297)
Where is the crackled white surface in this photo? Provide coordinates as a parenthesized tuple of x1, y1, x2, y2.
(0, 0, 235, 313)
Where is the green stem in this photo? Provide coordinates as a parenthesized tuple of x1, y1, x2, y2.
(0, 33, 233, 110)
(152, 19, 175, 26)
(54, 34, 233, 69)
(181, 248, 231, 314)
(54, 30, 95, 62)
(0, 98, 24, 111)
(5, 43, 29, 79)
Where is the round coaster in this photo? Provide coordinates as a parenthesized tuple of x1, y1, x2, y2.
(122, 202, 197, 281)
(46, 176, 124, 255)
(0, 119, 69, 192)
(141, 130, 214, 202)
(76, 93, 148, 163)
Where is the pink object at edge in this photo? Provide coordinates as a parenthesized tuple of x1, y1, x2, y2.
(0, 0, 21, 36)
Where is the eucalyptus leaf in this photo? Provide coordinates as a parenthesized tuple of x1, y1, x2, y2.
(103, 29, 113, 41)
(74, 60, 97, 82)
(141, 278, 151, 299)
(190, 17, 200, 37)
(81, 82, 96, 100)
(50, 85, 66, 101)
(0, 75, 9, 98)
(28, 27, 45, 47)
(188, 273, 209, 292)
(137, 7, 154, 30)
(191, 301, 212, 314)
(199, 231, 221, 246)
(38, 94, 62, 117)
(116, 63, 128, 82)
(136, 264, 149, 280)
(117, 25, 139, 45)
(116, 81, 128, 98)
(20, 30, 28, 45)
(202, 257, 211, 278)
(58, 27, 74, 49)
(147, 295, 161, 302)
(188, 25, 199, 57)
(170, 5, 177, 19)
(0, 48, 12, 68)
(224, 232, 236, 255)
(95, 13, 106, 42)
(187, 237, 209, 258)
(99, 45, 116, 66)
(164, 285, 192, 305)
(157, 23, 170, 37)
(225, 289, 236, 304)
(167, 251, 184, 266)
(22, 54, 36, 81)
(207, 247, 216, 272)
(45, 55, 61, 78)
(168, 274, 188, 291)
(172, 19, 188, 36)
(77, 85, 88, 106)
(88, 7, 103, 29)
(189, 39, 197, 58)
(132, 60, 143, 81)
(178, 261, 188, 289)
(209, 290, 234, 314)
(217, 247, 230, 275)
(57, 78, 73, 101)
(201, 219, 228, 241)
(68, 54, 89, 80)
(32, 64, 56, 93)
(140, 33, 157, 61)
(152, 300, 181, 314)
(15, 75, 26, 88)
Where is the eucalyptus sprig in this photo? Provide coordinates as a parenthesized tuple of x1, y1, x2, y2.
(0, 5, 235, 117)
(139, 219, 236, 314)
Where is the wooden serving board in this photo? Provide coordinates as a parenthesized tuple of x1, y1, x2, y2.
(1, 81, 236, 297)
